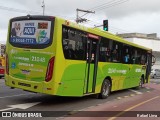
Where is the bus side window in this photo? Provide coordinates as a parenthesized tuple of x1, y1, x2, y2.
(99, 48, 108, 62)
(99, 37, 111, 62)
(131, 47, 137, 64)
(65, 44, 76, 59)
(141, 51, 147, 65)
(132, 48, 142, 64)
(111, 49, 118, 62)
(62, 26, 86, 60)
(122, 45, 132, 64)
(111, 41, 122, 63)
(124, 54, 130, 63)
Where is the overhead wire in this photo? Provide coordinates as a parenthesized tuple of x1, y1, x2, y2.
(88, 0, 119, 11)
(81, 0, 129, 19)
(94, 0, 129, 12)
(80, 0, 119, 18)
(0, 5, 41, 14)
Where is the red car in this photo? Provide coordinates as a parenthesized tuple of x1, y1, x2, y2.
(0, 66, 4, 79)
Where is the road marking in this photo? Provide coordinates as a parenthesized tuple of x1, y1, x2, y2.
(96, 103, 103, 106)
(146, 87, 150, 89)
(87, 106, 95, 109)
(117, 97, 122, 100)
(68, 111, 79, 115)
(0, 93, 34, 99)
(0, 102, 40, 111)
(130, 94, 135, 97)
(56, 117, 64, 120)
(0, 108, 15, 111)
(108, 96, 160, 120)
(78, 108, 87, 111)
(129, 89, 143, 94)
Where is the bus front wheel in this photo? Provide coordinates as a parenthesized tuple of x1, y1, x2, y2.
(98, 79, 111, 99)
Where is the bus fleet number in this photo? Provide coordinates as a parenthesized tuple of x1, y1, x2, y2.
(31, 56, 45, 62)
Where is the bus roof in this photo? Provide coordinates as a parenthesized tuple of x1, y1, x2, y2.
(56, 16, 151, 51)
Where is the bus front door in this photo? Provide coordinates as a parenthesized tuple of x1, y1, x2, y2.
(145, 52, 154, 83)
(84, 38, 99, 94)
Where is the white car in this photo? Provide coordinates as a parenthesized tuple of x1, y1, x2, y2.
(150, 69, 160, 78)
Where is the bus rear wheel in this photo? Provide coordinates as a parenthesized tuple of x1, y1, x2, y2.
(98, 79, 111, 99)
(139, 77, 144, 88)
(135, 76, 144, 89)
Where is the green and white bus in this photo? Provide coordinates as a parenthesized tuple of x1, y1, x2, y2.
(5, 15, 153, 99)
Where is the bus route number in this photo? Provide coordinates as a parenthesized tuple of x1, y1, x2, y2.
(31, 56, 45, 62)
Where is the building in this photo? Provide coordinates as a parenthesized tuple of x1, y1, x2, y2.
(0, 44, 6, 57)
(117, 33, 160, 68)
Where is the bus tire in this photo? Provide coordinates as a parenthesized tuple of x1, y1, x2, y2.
(136, 76, 144, 90)
(98, 79, 111, 99)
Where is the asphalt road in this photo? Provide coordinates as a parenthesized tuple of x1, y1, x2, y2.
(0, 78, 158, 120)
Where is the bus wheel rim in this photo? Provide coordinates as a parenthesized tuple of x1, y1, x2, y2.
(103, 81, 110, 96)
(139, 78, 143, 87)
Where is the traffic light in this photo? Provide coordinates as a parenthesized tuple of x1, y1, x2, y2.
(103, 20, 108, 31)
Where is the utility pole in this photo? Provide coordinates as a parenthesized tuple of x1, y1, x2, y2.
(76, 8, 95, 24)
(41, 0, 45, 15)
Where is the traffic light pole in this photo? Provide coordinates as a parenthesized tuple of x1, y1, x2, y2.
(94, 20, 108, 31)
(94, 24, 103, 28)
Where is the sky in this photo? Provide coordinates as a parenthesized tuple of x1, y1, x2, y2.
(0, 0, 160, 44)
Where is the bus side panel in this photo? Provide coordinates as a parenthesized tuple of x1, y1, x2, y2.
(119, 64, 141, 89)
(98, 62, 122, 92)
(56, 61, 86, 96)
(96, 63, 144, 92)
(130, 65, 143, 88)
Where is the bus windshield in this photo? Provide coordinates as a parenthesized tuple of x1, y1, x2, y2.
(9, 16, 54, 49)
